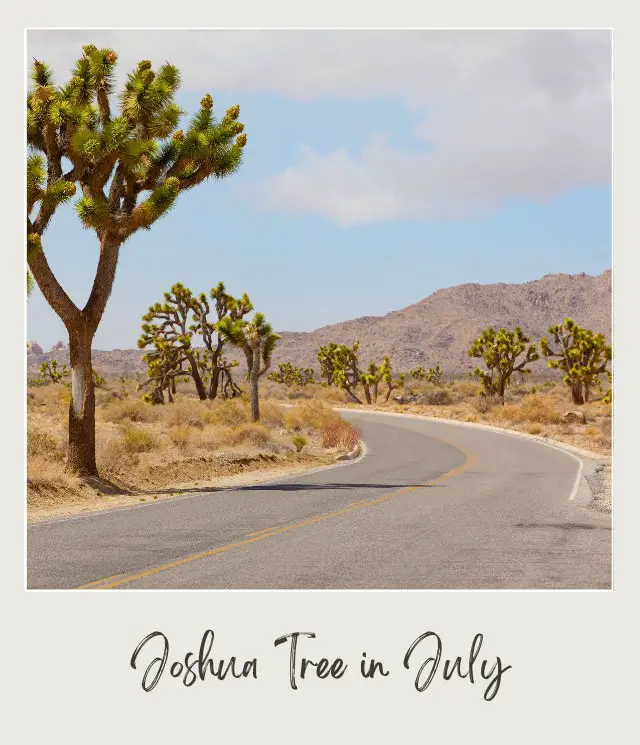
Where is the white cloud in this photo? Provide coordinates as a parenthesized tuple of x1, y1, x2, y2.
(27, 29, 611, 224)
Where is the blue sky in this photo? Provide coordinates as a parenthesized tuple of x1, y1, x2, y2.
(27, 30, 611, 350)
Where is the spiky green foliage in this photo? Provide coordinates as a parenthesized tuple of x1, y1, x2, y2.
(139, 281, 253, 404)
(27, 270, 34, 298)
(539, 319, 612, 405)
(26, 47, 247, 475)
(317, 344, 403, 404)
(267, 362, 315, 387)
(409, 363, 444, 387)
(317, 342, 341, 386)
(217, 312, 281, 421)
(39, 359, 70, 383)
(318, 341, 363, 403)
(190, 282, 253, 399)
(92, 369, 107, 388)
(379, 356, 405, 402)
(602, 370, 612, 404)
(468, 326, 539, 401)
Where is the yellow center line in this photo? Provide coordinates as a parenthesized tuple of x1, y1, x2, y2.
(76, 440, 477, 590)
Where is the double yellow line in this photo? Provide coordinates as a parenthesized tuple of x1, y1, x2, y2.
(77, 441, 477, 590)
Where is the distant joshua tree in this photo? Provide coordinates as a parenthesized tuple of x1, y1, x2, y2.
(217, 313, 280, 421)
(539, 319, 611, 404)
(468, 327, 539, 402)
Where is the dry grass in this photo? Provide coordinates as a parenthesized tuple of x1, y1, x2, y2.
(492, 394, 562, 425)
(101, 397, 160, 423)
(28, 380, 359, 515)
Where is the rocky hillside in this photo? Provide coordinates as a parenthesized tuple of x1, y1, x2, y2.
(274, 269, 612, 373)
(28, 270, 611, 378)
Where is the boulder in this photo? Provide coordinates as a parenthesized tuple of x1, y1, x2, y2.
(562, 410, 587, 425)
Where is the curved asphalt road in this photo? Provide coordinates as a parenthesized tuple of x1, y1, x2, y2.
(27, 410, 611, 589)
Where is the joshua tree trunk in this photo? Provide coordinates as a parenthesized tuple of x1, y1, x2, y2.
(571, 381, 585, 405)
(249, 345, 261, 421)
(209, 366, 221, 399)
(344, 386, 363, 405)
(67, 328, 97, 476)
(185, 351, 207, 400)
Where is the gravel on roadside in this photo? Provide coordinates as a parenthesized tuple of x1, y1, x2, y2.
(586, 463, 612, 513)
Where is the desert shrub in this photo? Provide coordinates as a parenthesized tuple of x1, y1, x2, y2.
(598, 417, 612, 449)
(526, 423, 544, 435)
(493, 395, 562, 425)
(226, 423, 272, 447)
(118, 423, 160, 452)
(164, 400, 210, 429)
(425, 389, 453, 406)
(27, 426, 61, 459)
(27, 455, 82, 500)
(259, 400, 286, 427)
(321, 419, 360, 450)
(285, 400, 335, 432)
(207, 398, 251, 428)
(292, 435, 307, 452)
(101, 398, 160, 423)
(168, 424, 194, 450)
(472, 396, 495, 414)
(195, 424, 232, 451)
(96, 437, 140, 476)
(453, 381, 480, 397)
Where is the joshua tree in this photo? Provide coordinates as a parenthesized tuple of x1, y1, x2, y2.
(409, 363, 444, 386)
(139, 281, 251, 402)
(468, 326, 539, 402)
(267, 362, 315, 387)
(27, 46, 246, 475)
(139, 283, 208, 399)
(359, 361, 382, 404)
(379, 356, 405, 402)
(317, 342, 340, 386)
(39, 359, 70, 383)
(539, 319, 612, 405)
(27, 271, 34, 299)
(323, 342, 363, 404)
(217, 312, 280, 421)
(138, 342, 190, 404)
(190, 282, 253, 399)
(426, 363, 444, 387)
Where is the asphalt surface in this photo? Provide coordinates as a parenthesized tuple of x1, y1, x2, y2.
(27, 410, 611, 589)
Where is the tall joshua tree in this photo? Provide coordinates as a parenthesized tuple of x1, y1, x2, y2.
(217, 312, 280, 421)
(26, 46, 246, 475)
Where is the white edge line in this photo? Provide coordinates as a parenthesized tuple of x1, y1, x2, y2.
(337, 407, 590, 503)
(568, 457, 584, 502)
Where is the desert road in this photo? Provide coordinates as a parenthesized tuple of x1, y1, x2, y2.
(27, 410, 611, 589)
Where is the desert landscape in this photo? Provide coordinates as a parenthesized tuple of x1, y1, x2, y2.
(27, 268, 612, 521)
(26, 33, 612, 591)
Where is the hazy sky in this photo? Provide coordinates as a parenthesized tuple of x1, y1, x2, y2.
(27, 29, 611, 350)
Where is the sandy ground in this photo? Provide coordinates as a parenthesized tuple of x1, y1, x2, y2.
(27, 453, 338, 523)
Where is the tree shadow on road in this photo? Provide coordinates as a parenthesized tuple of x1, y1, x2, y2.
(145, 482, 439, 496)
